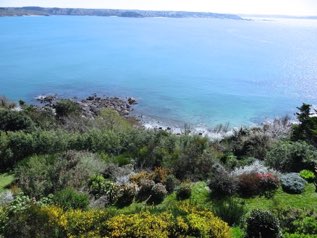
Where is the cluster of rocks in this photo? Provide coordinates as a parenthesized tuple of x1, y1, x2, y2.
(35, 93, 137, 118)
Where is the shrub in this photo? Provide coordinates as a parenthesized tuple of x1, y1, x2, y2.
(266, 141, 317, 172)
(147, 183, 167, 205)
(237, 172, 279, 197)
(0, 110, 35, 132)
(104, 211, 172, 238)
(212, 198, 246, 226)
(4, 205, 59, 238)
(136, 179, 155, 202)
(0, 96, 16, 109)
(173, 201, 231, 238)
(89, 175, 118, 203)
(54, 99, 81, 118)
(152, 167, 170, 183)
(176, 183, 192, 200)
(104, 203, 231, 238)
(281, 173, 307, 194)
(292, 103, 317, 147)
(300, 169, 316, 183)
(208, 164, 238, 197)
(232, 160, 278, 176)
(284, 233, 317, 238)
(15, 151, 106, 199)
(293, 216, 317, 234)
(53, 188, 89, 210)
(226, 127, 272, 160)
(115, 183, 136, 208)
(237, 172, 262, 197)
(246, 209, 281, 238)
(129, 171, 153, 185)
(164, 174, 178, 194)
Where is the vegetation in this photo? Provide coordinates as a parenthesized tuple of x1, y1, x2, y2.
(0, 98, 316, 237)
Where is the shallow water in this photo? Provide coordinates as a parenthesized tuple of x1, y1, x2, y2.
(1, 16, 317, 127)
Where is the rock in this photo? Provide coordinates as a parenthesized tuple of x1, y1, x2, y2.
(128, 97, 137, 105)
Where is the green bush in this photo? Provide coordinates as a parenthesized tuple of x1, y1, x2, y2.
(300, 169, 316, 183)
(266, 141, 317, 172)
(0, 110, 35, 132)
(208, 164, 238, 198)
(15, 151, 105, 198)
(164, 174, 178, 194)
(3, 205, 59, 238)
(53, 187, 89, 210)
(212, 198, 246, 226)
(54, 99, 81, 118)
(88, 175, 118, 203)
(293, 216, 317, 235)
(176, 183, 192, 200)
(281, 173, 307, 194)
(246, 209, 281, 238)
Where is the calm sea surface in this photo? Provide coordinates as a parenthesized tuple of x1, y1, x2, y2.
(1, 16, 317, 127)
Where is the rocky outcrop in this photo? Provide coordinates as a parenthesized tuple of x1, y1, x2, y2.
(35, 93, 137, 118)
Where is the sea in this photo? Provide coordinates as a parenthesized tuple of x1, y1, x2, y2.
(1, 16, 317, 129)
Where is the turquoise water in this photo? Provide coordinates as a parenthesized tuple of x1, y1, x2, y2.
(1, 16, 317, 127)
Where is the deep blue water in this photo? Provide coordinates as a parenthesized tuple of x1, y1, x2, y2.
(1, 16, 317, 127)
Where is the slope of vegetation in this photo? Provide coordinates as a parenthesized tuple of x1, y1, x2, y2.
(0, 96, 317, 237)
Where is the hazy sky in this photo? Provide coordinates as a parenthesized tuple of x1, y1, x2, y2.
(1, 0, 317, 16)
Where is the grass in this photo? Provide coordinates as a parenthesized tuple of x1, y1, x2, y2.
(244, 183, 317, 211)
(0, 173, 14, 192)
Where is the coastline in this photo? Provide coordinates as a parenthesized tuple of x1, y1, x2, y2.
(31, 93, 294, 141)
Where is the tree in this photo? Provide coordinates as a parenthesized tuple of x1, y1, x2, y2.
(292, 103, 317, 147)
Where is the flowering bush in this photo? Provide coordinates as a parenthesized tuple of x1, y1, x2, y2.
(237, 172, 279, 197)
(232, 160, 278, 177)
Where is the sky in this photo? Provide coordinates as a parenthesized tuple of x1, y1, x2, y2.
(1, 0, 317, 16)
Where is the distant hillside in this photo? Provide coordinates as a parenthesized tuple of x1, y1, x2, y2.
(0, 7, 242, 19)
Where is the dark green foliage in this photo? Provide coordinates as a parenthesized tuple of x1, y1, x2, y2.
(292, 103, 317, 147)
(266, 141, 317, 172)
(176, 183, 192, 200)
(281, 173, 307, 194)
(172, 136, 214, 180)
(116, 184, 136, 208)
(53, 188, 89, 210)
(147, 183, 167, 205)
(0, 110, 35, 132)
(54, 99, 81, 118)
(15, 151, 105, 198)
(136, 179, 155, 202)
(246, 209, 281, 238)
(212, 198, 246, 226)
(3, 205, 61, 238)
(226, 127, 272, 160)
(208, 164, 238, 198)
(164, 174, 178, 194)
(23, 106, 57, 130)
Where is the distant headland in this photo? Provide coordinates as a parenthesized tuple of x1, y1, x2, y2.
(0, 6, 242, 19)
